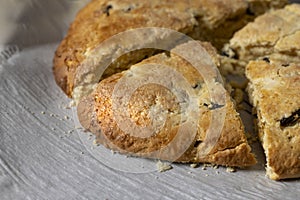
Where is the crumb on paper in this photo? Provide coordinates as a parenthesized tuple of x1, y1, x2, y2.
(80, 151, 84, 155)
(64, 115, 70, 120)
(41, 111, 45, 114)
(156, 161, 172, 172)
(226, 167, 236, 173)
(190, 163, 198, 168)
(63, 105, 71, 109)
(202, 163, 212, 170)
(93, 139, 100, 146)
(213, 165, 219, 169)
(69, 100, 76, 107)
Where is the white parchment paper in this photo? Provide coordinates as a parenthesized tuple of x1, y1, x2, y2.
(1, 1, 299, 199)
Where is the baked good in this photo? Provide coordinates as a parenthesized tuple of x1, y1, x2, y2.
(53, 0, 287, 102)
(246, 60, 300, 180)
(77, 41, 257, 166)
(222, 4, 300, 75)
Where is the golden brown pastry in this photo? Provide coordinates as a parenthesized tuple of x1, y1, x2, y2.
(246, 60, 300, 180)
(77, 41, 257, 167)
(53, 0, 287, 102)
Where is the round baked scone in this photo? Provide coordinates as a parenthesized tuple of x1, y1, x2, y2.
(246, 60, 300, 180)
(77, 41, 257, 166)
(53, 0, 287, 102)
(222, 4, 300, 75)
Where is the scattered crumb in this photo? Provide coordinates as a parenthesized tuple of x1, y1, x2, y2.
(155, 176, 159, 179)
(233, 88, 244, 106)
(245, 132, 258, 144)
(202, 163, 212, 170)
(204, 163, 212, 168)
(68, 130, 74, 134)
(229, 79, 248, 90)
(50, 113, 55, 117)
(41, 111, 45, 114)
(226, 167, 236, 173)
(216, 171, 220, 174)
(188, 171, 192, 174)
(93, 139, 100, 146)
(80, 151, 84, 155)
(190, 163, 198, 168)
(111, 150, 115, 154)
(213, 165, 219, 169)
(69, 100, 76, 107)
(156, 161, 173, 172)
(63, 105, 71, 109)
(205, 174, 209, 177)
(52, 128, 56, 131)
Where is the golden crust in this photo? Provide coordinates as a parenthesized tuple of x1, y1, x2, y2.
(53, 0, 287, 98)
(77, 42, 256, 166)
(246, 60, 300, 180)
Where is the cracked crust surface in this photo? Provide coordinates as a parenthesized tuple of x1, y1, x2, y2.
(53, 0, 287, 99)
(222, 4, 300, 75)
(77, 42, 256, 166)
(246, 60, 300, 180)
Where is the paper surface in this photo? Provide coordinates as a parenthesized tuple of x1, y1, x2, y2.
(1, 1, 300, 199)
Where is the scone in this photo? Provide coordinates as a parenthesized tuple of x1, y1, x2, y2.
(53, 0, 287, 102)
(77, 41, 257, 167)
(246, 60, 300, 180)
(222, 4, 300, 75)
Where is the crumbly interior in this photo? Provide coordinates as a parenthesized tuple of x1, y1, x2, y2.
(221, 4, 300, 76)
(246, 60, 300, 180)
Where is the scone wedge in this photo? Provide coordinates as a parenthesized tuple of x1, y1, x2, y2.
(246, 60, 300, 180)
(53, 0, 287, 102)
(77, 42, 257, 167)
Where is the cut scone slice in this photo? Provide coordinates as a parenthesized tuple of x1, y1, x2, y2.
(77, 41, 256, 167)
(246, 60, 300, 180)
(222, 3, 300, 75)
(53, 0, 287, 101)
